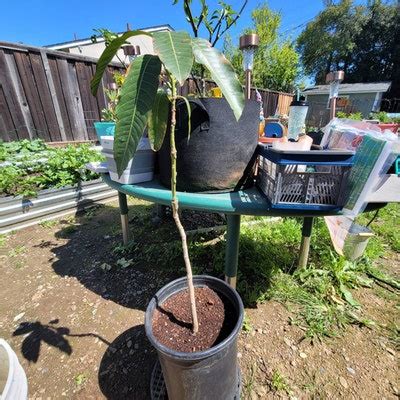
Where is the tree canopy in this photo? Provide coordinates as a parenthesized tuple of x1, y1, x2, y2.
(297, 0, 400, 96)
(224, 4, 300, 93)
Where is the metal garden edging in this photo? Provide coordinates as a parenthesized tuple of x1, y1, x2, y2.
(0, 179, 117, 234)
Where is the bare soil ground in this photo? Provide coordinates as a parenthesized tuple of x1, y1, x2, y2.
(0, 199, 398, 399)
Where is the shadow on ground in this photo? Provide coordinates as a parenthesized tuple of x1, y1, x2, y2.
(49, 203, 176, 312)
(98, 325, 156, 400)
(13, 319, 110, 363)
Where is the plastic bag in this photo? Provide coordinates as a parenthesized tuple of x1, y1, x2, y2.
(324, 216, 373, 261)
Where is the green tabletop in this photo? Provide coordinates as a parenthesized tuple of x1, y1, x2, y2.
(101, 173, 341, 217)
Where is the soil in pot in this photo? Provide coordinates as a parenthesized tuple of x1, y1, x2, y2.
(152, 286, 236, 353)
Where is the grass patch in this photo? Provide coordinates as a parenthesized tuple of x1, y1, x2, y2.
(8, 245, 26, 257)
(105, 201, 399, 339)
(270, 370, 290, 393)
(39, 219, 58, 228)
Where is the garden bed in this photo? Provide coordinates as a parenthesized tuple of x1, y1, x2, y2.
(0, 139, 115, 233)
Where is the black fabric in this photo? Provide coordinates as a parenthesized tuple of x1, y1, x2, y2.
(158, 98, 259, 192)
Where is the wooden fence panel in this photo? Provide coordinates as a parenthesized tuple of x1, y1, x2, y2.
(0, 41, 293, 143)
(30, 51, 62, 141)
(47, 56, 74, 140)
(0, 49, 31, 139)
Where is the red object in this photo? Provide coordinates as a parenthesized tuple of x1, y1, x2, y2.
(378, 123, 399, 133)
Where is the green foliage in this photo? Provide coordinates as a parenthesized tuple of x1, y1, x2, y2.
(90, 30, 152, 96)
(153, 31, 193, 85)
(173, 0, 248, 47)
(92, 29, 244, 175)
(147, 91, 170, 151)
(192, 38, 244, 120)
(224, 3, 300, 92)
(271, 371, 290, 393)
(337, 111, 363, 120)
(0, 141, 103, 198)
(114, 55, 161, 176)
(369, 111, 399, 124)
(297, 0, 399, 86)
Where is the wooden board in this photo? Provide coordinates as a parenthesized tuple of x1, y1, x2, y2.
(13, 51, 50, 141)
(0, 85, 18, 141)
(57, 58, 87, 140)
(0, 49, 31, 139)
(29, 51, 62, 141)
(48, 56, 73, 140)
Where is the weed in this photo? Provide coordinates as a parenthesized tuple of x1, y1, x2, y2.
(242, 313, 252, 332)
(74, 373, 87, 386)
(243, 363, 257, 399)
(270, 370, 290, 393)
(14, 260, 25, 269)
(0, 235, 6, 247)
(8, 245, 26, 257)
(39, 219, 58, 228)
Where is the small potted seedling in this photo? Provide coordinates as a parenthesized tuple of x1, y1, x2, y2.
(91, 22, 246, 399)
(93, 71, 124, 140)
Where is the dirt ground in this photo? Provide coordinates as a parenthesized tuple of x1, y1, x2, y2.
(0, 199, 398, 399)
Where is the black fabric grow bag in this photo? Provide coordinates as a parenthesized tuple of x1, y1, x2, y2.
(158, 98, 259, 192)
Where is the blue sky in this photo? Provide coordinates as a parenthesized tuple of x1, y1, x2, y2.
(1, 0, 326, 47)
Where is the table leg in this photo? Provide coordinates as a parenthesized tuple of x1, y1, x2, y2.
(298, 217, 314, 269)
(224, 214, 241, 289)
(118, 192, 129, 245)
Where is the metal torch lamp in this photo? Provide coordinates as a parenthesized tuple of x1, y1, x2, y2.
(239, 33, 259, 100)
(326, 70, 344, 120)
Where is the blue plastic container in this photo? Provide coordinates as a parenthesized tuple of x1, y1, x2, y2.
(94, 122, 115, 140)
(257, 145, 355, 211)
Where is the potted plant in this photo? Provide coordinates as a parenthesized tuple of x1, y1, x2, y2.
(91, 21, 247, 399)
(93, 71, 125, 140)
(370, 111, 400, 133)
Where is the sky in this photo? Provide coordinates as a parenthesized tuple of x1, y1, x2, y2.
(0, 0, 327, 47)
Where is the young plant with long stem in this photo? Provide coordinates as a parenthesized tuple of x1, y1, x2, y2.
(91, 29, 244, 334)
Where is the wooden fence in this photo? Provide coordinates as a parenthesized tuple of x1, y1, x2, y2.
(0, 41, 293, 143)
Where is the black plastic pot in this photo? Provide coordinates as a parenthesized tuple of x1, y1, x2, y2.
(145, 275, 244, 400)
(158, 98, 259, 192)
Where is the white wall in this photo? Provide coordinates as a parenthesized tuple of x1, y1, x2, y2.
(67, 35, 155, 62)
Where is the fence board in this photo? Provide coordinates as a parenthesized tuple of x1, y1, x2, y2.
(40, 50, 67, 141)
(48, 56, 73, 140)
(0, 49, 31, 139)
(76, 62, 99, 140)
(13, 51, 49, 140)
(57, 58, 87, 140)
(29, 52, 62, 141)
(0, 85, 17, 141)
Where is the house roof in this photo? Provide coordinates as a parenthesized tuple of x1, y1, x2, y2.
(302, 81, 392, 95)
(45, 24, 174, 50)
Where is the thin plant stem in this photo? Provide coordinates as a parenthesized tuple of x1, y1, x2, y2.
(170, 76, 199, 334)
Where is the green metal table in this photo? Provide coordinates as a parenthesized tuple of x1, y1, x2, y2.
(102, 173, 347, 288)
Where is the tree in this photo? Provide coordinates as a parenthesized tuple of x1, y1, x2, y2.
(297, 0, 399, 92)
(224, 4, 300, 93)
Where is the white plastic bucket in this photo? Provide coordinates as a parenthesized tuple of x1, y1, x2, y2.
(0, 339, 28, 400)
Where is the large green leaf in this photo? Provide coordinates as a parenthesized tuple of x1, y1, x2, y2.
(114, 55, 161, 176)
(147, 90, 170, 151)
(153, 31, 193, 85)
(90, 30, 152, 96)
(192, 38, 244, 120)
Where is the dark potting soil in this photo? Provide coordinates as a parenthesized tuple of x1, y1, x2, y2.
(152, 287, 236, 353)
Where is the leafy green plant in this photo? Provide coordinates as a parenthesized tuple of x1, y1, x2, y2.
(270, 370, 290, 393)
(0, 141, 103, 198)
(337, 111, 363, 120)
(101, 71, 126, 122)
(91, 28, 244, 334)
